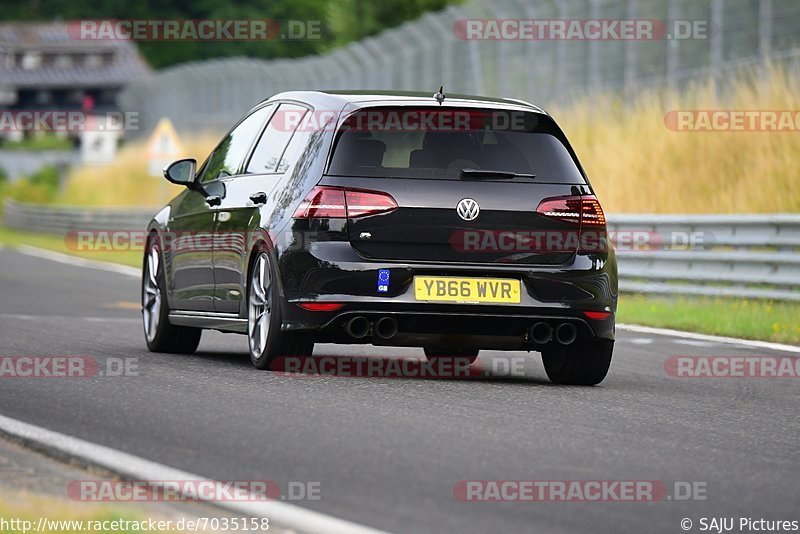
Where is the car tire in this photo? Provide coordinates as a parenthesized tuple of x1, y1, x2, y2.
(541, 339, 614, 386)
(424, 347, 479, 365)
(142, 235, 202, 354)
(248, 250, 314, 370)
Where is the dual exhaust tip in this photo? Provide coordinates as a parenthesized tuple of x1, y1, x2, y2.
(345, 316, 398, 340)
(530, 322, 577, 346)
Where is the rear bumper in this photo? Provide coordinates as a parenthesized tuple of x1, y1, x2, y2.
(306, 308, 612, 350)
(275, 241, 617, 349)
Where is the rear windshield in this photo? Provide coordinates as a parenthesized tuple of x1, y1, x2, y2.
(327, 107, 586, 183)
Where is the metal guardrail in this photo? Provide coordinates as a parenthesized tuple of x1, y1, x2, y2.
(3, 199, 153, 233)
(4, 199, 800, 301)
(607, 214, 800, 301)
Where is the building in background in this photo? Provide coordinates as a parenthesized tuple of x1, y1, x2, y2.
(0, 22, 150, 164)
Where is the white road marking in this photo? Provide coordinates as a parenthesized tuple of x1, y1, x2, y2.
(670, 338, 726, 348)
(617, 324, 800, 354)
(85, 316, 140, 322)
(625, 337, 654, 345)
(0, 413, 390, 534)
(0, 313, 36, 321)
(16, 245, 140, 278)
(0, 313, 138, 322)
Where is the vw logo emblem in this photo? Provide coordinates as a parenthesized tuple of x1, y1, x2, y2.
(456, 198, 480, 221)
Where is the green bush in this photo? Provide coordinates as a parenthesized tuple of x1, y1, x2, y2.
(6, 165, 61, 203)
(0, 134, 74, 151)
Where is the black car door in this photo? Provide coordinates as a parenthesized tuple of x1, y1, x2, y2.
(213, 102, 310, 313)
(167, 104, 274, 312)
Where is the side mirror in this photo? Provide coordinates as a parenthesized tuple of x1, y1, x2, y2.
(164, 158, 197, 187)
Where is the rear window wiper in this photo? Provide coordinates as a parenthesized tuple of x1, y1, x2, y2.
(460, 168, 536, 179)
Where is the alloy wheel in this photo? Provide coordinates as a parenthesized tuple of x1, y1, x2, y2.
(248, 254, 272, 359)
(142, 244, 162, 342)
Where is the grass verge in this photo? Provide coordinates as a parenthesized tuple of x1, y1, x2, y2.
(617, 293, 800, 345)
(0, 226, 141, 268)
(0, 492, 171, 534)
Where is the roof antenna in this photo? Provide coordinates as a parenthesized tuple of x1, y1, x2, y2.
(433, 86, 445, 105)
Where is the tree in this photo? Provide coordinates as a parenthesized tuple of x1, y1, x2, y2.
(0, 0, 461, 68)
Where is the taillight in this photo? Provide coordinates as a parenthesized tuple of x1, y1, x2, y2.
(536, 195, 606, 227)
(293, 187, 347, 218)
(293, 186, 397, 219)
(579, 196, 606, 226)
(536, 196, 582, 224)
(344, 190, 398, 217)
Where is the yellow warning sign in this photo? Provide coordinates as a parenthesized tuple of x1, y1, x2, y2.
(145, 118, 183, 177)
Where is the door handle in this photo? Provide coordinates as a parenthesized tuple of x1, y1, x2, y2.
(205, 195, 221, 207)
(249, 192, 267, 205)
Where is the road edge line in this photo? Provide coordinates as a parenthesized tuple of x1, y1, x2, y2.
(617, 323, 800, 353)
(15, 245, 140, 278)
(0, 413, 390, 534)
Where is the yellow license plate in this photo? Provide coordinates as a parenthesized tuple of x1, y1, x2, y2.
(414, 276, 521, 304)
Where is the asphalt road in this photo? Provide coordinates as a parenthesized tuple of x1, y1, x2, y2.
(0, 246, 798, 533)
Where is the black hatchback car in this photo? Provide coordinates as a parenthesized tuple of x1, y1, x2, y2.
(142, 90, 617, 385)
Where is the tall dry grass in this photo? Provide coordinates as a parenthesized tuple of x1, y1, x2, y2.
(553, 65, 800, 213)
(59, 135, 218, 206)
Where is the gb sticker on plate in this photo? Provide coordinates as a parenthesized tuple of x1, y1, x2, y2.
(377, 269, 390, 293)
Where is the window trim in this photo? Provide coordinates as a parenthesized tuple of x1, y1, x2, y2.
(195, 101, 277, 185)
(241, 99, 313, 176)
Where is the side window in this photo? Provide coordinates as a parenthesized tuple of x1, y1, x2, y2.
(246, 103, 308, 174)
(275, 113, 315, 173)
(197, 104, 275, 183)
